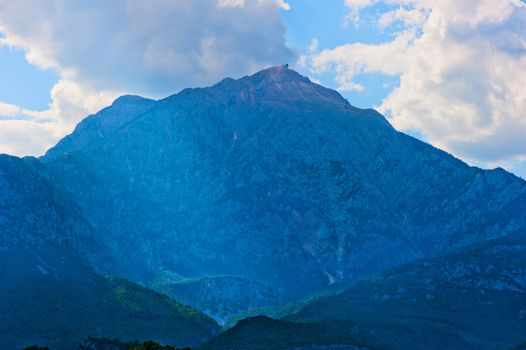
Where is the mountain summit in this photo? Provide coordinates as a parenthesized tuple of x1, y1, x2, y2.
(35, 67, 526, 320)
(233, 65, 311, 84)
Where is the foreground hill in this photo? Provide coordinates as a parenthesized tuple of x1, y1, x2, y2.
(38, 66, 526, 314)
(0, 155, 219, 350)
(199, 316, 376, 350)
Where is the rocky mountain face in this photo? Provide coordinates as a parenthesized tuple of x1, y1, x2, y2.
(39, 66, 526, 309)
(0, 155, 219, 350)
(286, 233, 526, 350)
(207, 233, 526, 350)
(0, 154, 102, 265)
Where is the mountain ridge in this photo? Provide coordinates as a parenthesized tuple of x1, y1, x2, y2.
(34, 66, 526, 314)
(284, 232, 526, 349)
(201, 232, 526, 350)
(43, 67, 393, 162)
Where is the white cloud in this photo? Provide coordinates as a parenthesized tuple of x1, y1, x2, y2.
(0, 77, 118, 156)
(0, 0, 294, 156)
(275, 0, 291, 11)
(378, 6, 427, 28)
(344, 0, 380, 9)
(0, 101, 23, 118)
(344, 0, 381, 27)
(309, 0, 526, 173)
(298, 38, 319, 68)
(217, 0, 247, 7)
(339, 81, 365, 92)
(0, 120, 63, 156)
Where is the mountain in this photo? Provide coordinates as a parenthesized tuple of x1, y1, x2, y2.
(201, 233, 526, 350)
(38, 66, 526, 313)
(38, 66, 526, 312)
(0, 155, 219, 350)
(285, 233, 526, 350)
(2, 65, 526, 348)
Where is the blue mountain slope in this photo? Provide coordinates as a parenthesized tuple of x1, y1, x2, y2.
(0, 155, 219, 350)
(202, 233, 526, 350)
(39, 66, 526, 316)
(0, 154, 102, 263)
(286, 233, 526, 350)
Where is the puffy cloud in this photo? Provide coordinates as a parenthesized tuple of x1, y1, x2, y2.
(378, 6, 427, 28)
(344, 0, 382, 26)
(0, 0, 294, 94)
(344, 0, 380, 9)
(0, 120, 63, 156)
(0, 0, 294, 156)
(0, 101, 23, 118)
(309, 0, 526, 173)
(0, 76, 117, 156)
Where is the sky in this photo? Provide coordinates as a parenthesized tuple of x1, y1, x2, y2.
(0, 0, 525, 177)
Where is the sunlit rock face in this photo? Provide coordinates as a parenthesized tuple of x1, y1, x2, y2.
(40, 66, 526, 311)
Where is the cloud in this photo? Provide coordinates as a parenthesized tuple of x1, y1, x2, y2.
(343, 0, 381, 27)
(0, 0, 294, 156)
(0, 101, 23, 118)
(344, 0, 380, 9)
(339, 81, 365, 92)
(218, 0, 290, 10)
(0, 120, 63, 156)
(275, 0, 291, 10)
(378, 6, 427, 28)
(217, 0, 247, 7)
(309, 0, 526, 172)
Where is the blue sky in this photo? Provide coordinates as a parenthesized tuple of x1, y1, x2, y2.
(0, 45, 56, 111)
(282, 0, 400, 109)
(0, 0, 525, 177)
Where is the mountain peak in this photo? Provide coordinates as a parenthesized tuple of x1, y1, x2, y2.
(212, 65, 311, 89)
(208, 65, 352, 111)
(250, 65, 311, 84)
(111, 94, 155, 107)
(163, 65, 352, 114)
